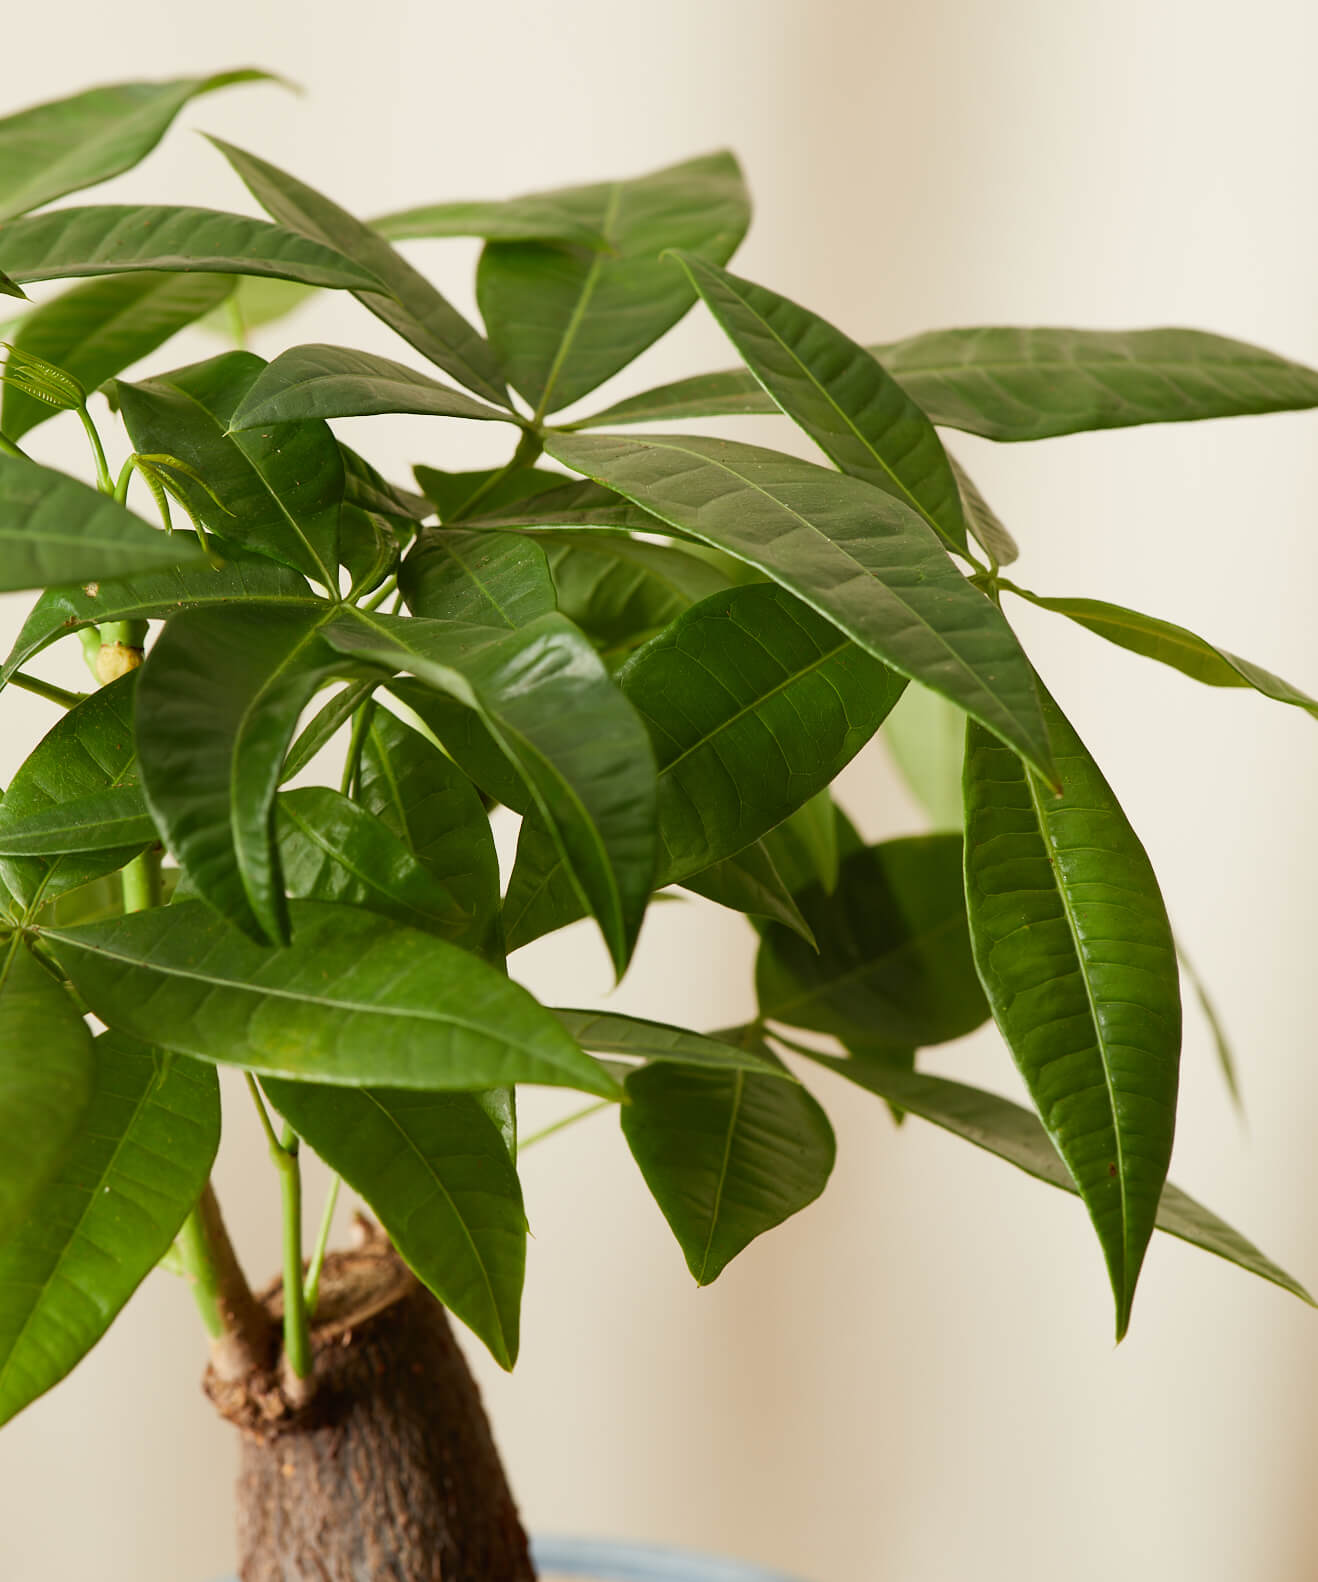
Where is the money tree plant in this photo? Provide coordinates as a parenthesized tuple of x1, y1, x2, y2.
(0, 70, 1315, 1582)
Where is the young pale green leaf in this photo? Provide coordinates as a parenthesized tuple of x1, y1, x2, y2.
(227, 344, 516, 431)
(963, 694, 1182, 1340)
(277, 786, 470, 943)
(883, 682, 966, 831)
(400, 528, 556, 629)
(553, 1009, 790, 1077)
(477, 151, 750, 415)
(208, 138, 509, 408)
(618, 582, 906, 879)
(0, 674, 147, 912)
(0, 72, 278, 220)
(0, 786, 154, 855)
(0, 207, 381, 291)
(621, 1045, 835, 1284)
(374, 196, 608, 248)
(1006, 585, 1318, 716)
(544, 431, 1054, 780)
(117, 352, 343, 588)
(2, 534, 314, 682)
(0, 1033, 218, 1426)
(757, 835, 988, 1048)
(675, 254, 968, 555)
(262, 1079, 525, 1368)
(0, 273, 235, 441)
(0, 942, 95, 1246)
(356, 709, 502, 960)
(0, 454, 203, 593)
(947, 454, 1018, 568)
(44, 899, 618, 1097)
(135, 603, 360, 944)
(805, 1054, 1308, 1305)
(325, 608, 658, 976)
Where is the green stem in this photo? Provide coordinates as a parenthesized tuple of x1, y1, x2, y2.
(120, 848, 162, 914)
(245, 1075, 313, 1380)
(340, 698, 375, 796)
(519, 1099, 614, 1150)
(448, 429, 544, 523)
(7, 672, 86, 709)
(78, 406, 113, 495)
(175, 1196, 227, 1339)
(359, 573, 398, 612)
(175, 1183, 272, 1372)
(0, 430, 27, 460)
(113, 455, 136, 505)
(303, 1173, 341, 1313)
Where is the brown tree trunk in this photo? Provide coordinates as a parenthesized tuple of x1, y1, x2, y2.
(206, 1230, 536, 1582)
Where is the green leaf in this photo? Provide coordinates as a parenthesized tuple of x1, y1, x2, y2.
(412, 464, 563, 523)
(0, 674, 147, 912)
(262, 1079, 524, 1367)
(0, 1033, 218, 1425)
(1, 272, 234, 441)
(0, 270, 26, 302)
(570, 366, 775, 429)
(778, 789, 839, 896)
(477, 151, 750, 415)
(45, 899, 618, 1097)
(544, 430, 1053, 780)
(1178, 941, 1243, 1115)
(883, 682, 966, 831)
(674, 254, 967, 555)
(1005, 584, 1318, 716)
(0, 786, 154, 855)
(0, 454, 203, 593)
(962, 693, 1182, 1339)
(227, 344, 516, 430)
(471, 477, 665, 535)
(0, 72, 279, 220)
(0, 942, 95, 1247)
(208, 138, 508, 408)
(280, 679, 379, 786)
(0, 207, 381, 291)
(805, 1054, 1308, 1306)
(277, 786, 470, 942)
(621, 1044, 835, 1284)
(117, 351, 343, 588)
(1, 534, 313, 682)
(136, 603, 363, 944)
(400, 528, 556, 629)
(374, 196, 609, 248)
(325, 608, 658, 976)
(340, 445, 430, 528)
(618, 582, 906, 879)
(948, 454, 1018, 568)
(552, 1008, 790, 1075)
(757, 835, 988, 1048)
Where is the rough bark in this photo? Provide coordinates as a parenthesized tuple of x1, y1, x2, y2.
(208, 1231, 535, 1582)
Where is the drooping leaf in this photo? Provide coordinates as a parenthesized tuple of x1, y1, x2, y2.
(0, 272, 235, 440)
(477, 151, 750, 415)
(1177, 941, 1243, 1115)
(948, 453, 1018, 568)
(544, 431, 1054, 780)
(208, 137, 509, 407)
(1, 534, 314, 682)
(0, 674, 147, 912)
(553, 1009, 790, 1076)
(0, 454, 202, 593)
(0, 942, 94, 1246)
(0, 786, 154, 855)
(963, 693, 1182, 1339)
(280, 679, 379, 785)
(263, 1079, 525, 1368)
(883, 682, 966, 831)
(44, 899, 618, 1097)
(675, 254, 968, 555)
(0, 207, 381, 291)
(400, 528, 556, 629)
(0, 1033, 218, 1425)
(0, 270, 26, 301)
(757, 835, 988, 1048)
(0, 72, 279, 220)
(804, 1053, 1307, 1305)
(117, 351, 345, 589)
(621, 1041, 835, 1284)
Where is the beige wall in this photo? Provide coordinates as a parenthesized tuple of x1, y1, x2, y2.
(2, 3, 1318, 1578)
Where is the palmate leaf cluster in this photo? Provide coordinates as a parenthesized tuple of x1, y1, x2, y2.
(0, 71, 1315, 1425)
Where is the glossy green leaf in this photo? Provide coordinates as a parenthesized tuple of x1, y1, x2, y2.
(135, 603, 357, 944)
(477, 151, 750, 415)
(263, 1078, 525, 1368)
(0, 786, 154, 855)
(1, 534, 313, 682)
(0, 942, 94, 1246)
(0, 454, 203, 593)
(621, 1042, 835, 1283)
(335, 504, 399, 597)
(883, 682, 966, 831)
(963, 694, 1182, 1338)
(0, 674, 146, 912)
(805, 1054, 1307, 1305)
(0, 1033, 218, 1425)
(325, 608, 658, 975)
(280, 680, 379, 786)
(400, 528, 556, 629)
(208, 138, 509, 408)
(356, 709, 502, 961)
(544, 431, 1052, 778)
(374, 196, 608, 248)
(117, 351, 343, 588)
(227, 344, 516, 431)
(0, 207, 380, 291)
(0, 72, 278, 220)
(1, 273, 235, 441)
(948, 454, 1018, 568)
(1006, 584, 1318, 716)
(552, 1008, 788, 1075)
(675, 255, 968, 555)
(44, 899, 618, 1096)
(276, 786, 470, 942)
(757, 835, 987, 1047)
